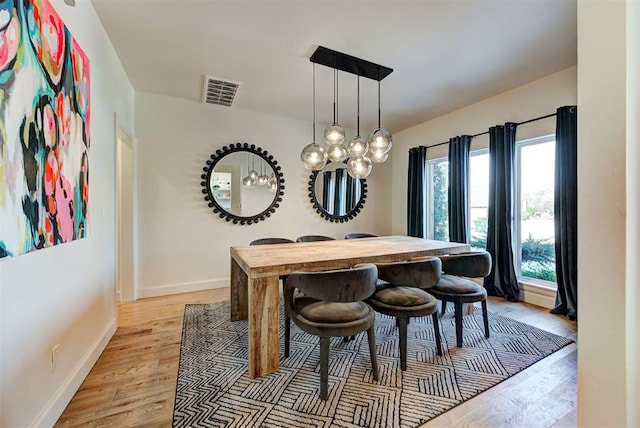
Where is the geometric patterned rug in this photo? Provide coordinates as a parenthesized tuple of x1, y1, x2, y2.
(173, 301, 572, 428)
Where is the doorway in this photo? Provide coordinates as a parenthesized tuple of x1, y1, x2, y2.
(116, 126, 135, 302)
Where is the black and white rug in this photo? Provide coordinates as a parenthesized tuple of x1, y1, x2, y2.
(173, 302, 572, 427)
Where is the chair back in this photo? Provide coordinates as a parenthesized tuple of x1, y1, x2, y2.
(296, 235, 335, 243)
(439, 251, 492, 278)
(286, 263, 378, 302)
(376, 257, 442, 289)
(344, 233, 378, 239)
(250, 238, 294, 245)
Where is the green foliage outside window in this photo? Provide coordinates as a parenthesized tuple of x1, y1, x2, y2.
(432, 162, 449, 241)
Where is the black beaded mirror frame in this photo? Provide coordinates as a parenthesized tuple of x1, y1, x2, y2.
(201, 143, 285, 225)
(307, 161, 368, 223)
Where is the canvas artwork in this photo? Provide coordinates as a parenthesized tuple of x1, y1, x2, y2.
(0, 0, 90, 258)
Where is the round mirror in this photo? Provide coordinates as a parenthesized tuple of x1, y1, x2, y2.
(201, 143, 284, 225)
(307, 161, 368, 222)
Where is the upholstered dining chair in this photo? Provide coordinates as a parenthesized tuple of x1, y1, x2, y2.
(295, 235, 335, 242)
(367, 257, 443, 371)
(422, 251, 492, 348)
(250, 237, 294, 245)
(284, 263, 379, 400)
(344, 233, 379, 239)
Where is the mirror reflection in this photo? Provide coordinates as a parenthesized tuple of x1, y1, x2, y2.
(201, 143, 284, 225)
(210, 152, 278, 217)
(308, 161, 367, 222)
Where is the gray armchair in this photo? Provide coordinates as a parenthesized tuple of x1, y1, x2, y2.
(284, 263, 379, 400)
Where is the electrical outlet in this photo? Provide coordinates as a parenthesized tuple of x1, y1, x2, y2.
(51, 344, 60, 373)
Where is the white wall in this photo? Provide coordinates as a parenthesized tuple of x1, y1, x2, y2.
(577, 1, 638, 425)
(389, 66, 577, 235)
(134, 92, 392, 298)
(0, 1, 135, 426)
(626, 2, 640, 424)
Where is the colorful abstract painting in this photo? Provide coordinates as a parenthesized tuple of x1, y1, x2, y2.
(0, 0, 90, 258)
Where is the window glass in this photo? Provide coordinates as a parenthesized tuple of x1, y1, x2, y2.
(517, 139, 556, 283)
(428, 159, 449, 241)
(469, 152, 489, 250)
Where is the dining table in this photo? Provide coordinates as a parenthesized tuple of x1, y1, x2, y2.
(229, 235, 470, 378)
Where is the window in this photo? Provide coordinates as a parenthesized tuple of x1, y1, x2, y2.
(425, 135, 556, 286)
(515, 136, 556, 284)
(469, 151, 489, 250)
(426, 158, 448, 241)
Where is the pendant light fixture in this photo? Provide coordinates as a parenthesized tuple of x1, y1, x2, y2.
(324, 65, 346, 147)
(346, 75, 371, 178)
(257, 160, 269, 186)
(242, 153, 255, 188)
(367, 77, 393, 159)
(300, 63, 328, 171)
(305, 46, 393, 176)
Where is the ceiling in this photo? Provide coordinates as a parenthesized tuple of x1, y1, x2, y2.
(91, 0, 577, 134)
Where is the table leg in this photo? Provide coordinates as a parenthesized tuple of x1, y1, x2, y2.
(230, 257, 248, 321)
(248, 275, 280, 378)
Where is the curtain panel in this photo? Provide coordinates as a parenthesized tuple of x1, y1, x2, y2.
(551, 106, 578, 320)
(484, 123, 520, 302)
(334, 168, 345, 216)
(448, 135, 472, 243)
(407, 146, 428, 238)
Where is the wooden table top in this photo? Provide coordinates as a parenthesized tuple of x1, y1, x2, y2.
(230, 235, 469, 279)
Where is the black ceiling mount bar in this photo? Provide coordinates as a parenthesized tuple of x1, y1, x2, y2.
(310, 46, 393, 81)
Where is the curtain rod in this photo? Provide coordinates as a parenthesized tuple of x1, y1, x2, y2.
(425, 112, 557, 150)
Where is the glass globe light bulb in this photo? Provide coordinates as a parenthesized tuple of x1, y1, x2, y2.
(248, 169, 259, 180)
(268, 181, 278, 193)
(347, 136, 368, 158)
(257, 174, 269, 186)
(347, 155, 372, 179)
(242, 176, 255, 188)
(327, 144, 347, 163)
(324, 124, 346, 146)
(370, 150, 389, 163)
(300, 143, 327, 171)
(368, 128, 393, 154)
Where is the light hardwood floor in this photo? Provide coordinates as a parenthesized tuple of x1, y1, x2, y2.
(55, 289, 577, 427)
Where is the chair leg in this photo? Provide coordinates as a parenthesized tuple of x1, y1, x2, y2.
(441, 300, 447, 316)
(366, 326, 379, 381)
(319, 337, 329, 400)
(398, 317, 408, 371)
(431, 312, 442, 356)
(454, 302, 463, 347)
(284, 315, 291, 358)
(481, 299, 490, 339)
(343, 335, 355, 343)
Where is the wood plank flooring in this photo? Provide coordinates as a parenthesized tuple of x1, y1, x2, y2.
(55, 290, 577, 427)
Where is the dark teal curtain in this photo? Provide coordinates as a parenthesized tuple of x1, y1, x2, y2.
(484, 123, 519, 302)
(448, 136, 472, 243)
(407, 146, 427, 238)
(322, 171, 331, 211)
(346, 175, 357, 212)
(551, 106, 578, 320)
(334, 168, 344, 215)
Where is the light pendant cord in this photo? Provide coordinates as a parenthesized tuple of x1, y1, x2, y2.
(312, 63, 316, 142)
(377, 78, 381, 128)
(357, 75, 360, 135)
(336, 68, 339, 124)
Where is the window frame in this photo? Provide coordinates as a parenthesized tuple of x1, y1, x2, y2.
(514, 134, 557, 288)
(426, 156, 448, 241)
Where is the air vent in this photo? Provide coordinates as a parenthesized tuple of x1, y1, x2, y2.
(202, 76, 240, 107)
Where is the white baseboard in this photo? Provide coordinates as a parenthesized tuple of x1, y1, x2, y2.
(519, 281, 557, 309)
(137, 278, 229, 299)
(32, 318, 117, 427)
